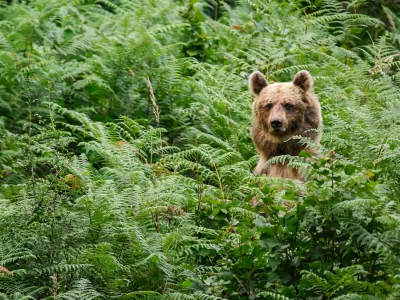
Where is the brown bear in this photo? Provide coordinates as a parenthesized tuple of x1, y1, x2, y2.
(249, 70, 322, 180)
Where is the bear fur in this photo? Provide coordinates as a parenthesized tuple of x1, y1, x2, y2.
(249, 70, 322, 180)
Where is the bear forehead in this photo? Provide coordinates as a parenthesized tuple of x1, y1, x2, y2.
(258, 82, 302, 102)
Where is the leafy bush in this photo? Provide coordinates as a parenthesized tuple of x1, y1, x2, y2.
(0, 0, 400, 299)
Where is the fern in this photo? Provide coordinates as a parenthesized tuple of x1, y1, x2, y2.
(1, 0, 400, 299)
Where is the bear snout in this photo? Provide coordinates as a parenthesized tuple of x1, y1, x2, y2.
(270, 119, 283, 129)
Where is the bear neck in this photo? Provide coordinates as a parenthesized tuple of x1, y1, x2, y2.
(264, 138, 305, 157)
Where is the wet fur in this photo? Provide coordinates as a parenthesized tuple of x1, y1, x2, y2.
(249, 71, 322, 180)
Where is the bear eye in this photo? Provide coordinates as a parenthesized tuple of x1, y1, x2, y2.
(265, 103, 273, 111)
(284, 104, 293, 111)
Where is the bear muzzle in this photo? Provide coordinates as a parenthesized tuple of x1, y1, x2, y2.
(270, 119, 287, 134)
(271, 119, 283, 128)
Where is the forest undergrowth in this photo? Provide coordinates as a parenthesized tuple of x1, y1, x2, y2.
(1, 0, 400, 299)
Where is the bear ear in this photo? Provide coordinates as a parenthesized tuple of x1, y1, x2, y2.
(249, 71, 268, 96)
(293, 70, 313, 92)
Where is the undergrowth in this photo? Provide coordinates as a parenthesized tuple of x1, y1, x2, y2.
(1, 0, 400, 299)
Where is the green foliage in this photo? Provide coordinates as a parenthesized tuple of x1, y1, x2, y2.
(1, 0, 400, 299)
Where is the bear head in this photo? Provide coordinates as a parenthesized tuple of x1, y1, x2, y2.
(249, 70, 319, 144)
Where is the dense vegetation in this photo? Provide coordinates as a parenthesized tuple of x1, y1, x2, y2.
(1, 0, 400, 298)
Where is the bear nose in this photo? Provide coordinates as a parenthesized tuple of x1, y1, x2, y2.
(271, 119, 283, 129)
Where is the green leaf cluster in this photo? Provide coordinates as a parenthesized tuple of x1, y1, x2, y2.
(0, 0, 400, 299)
